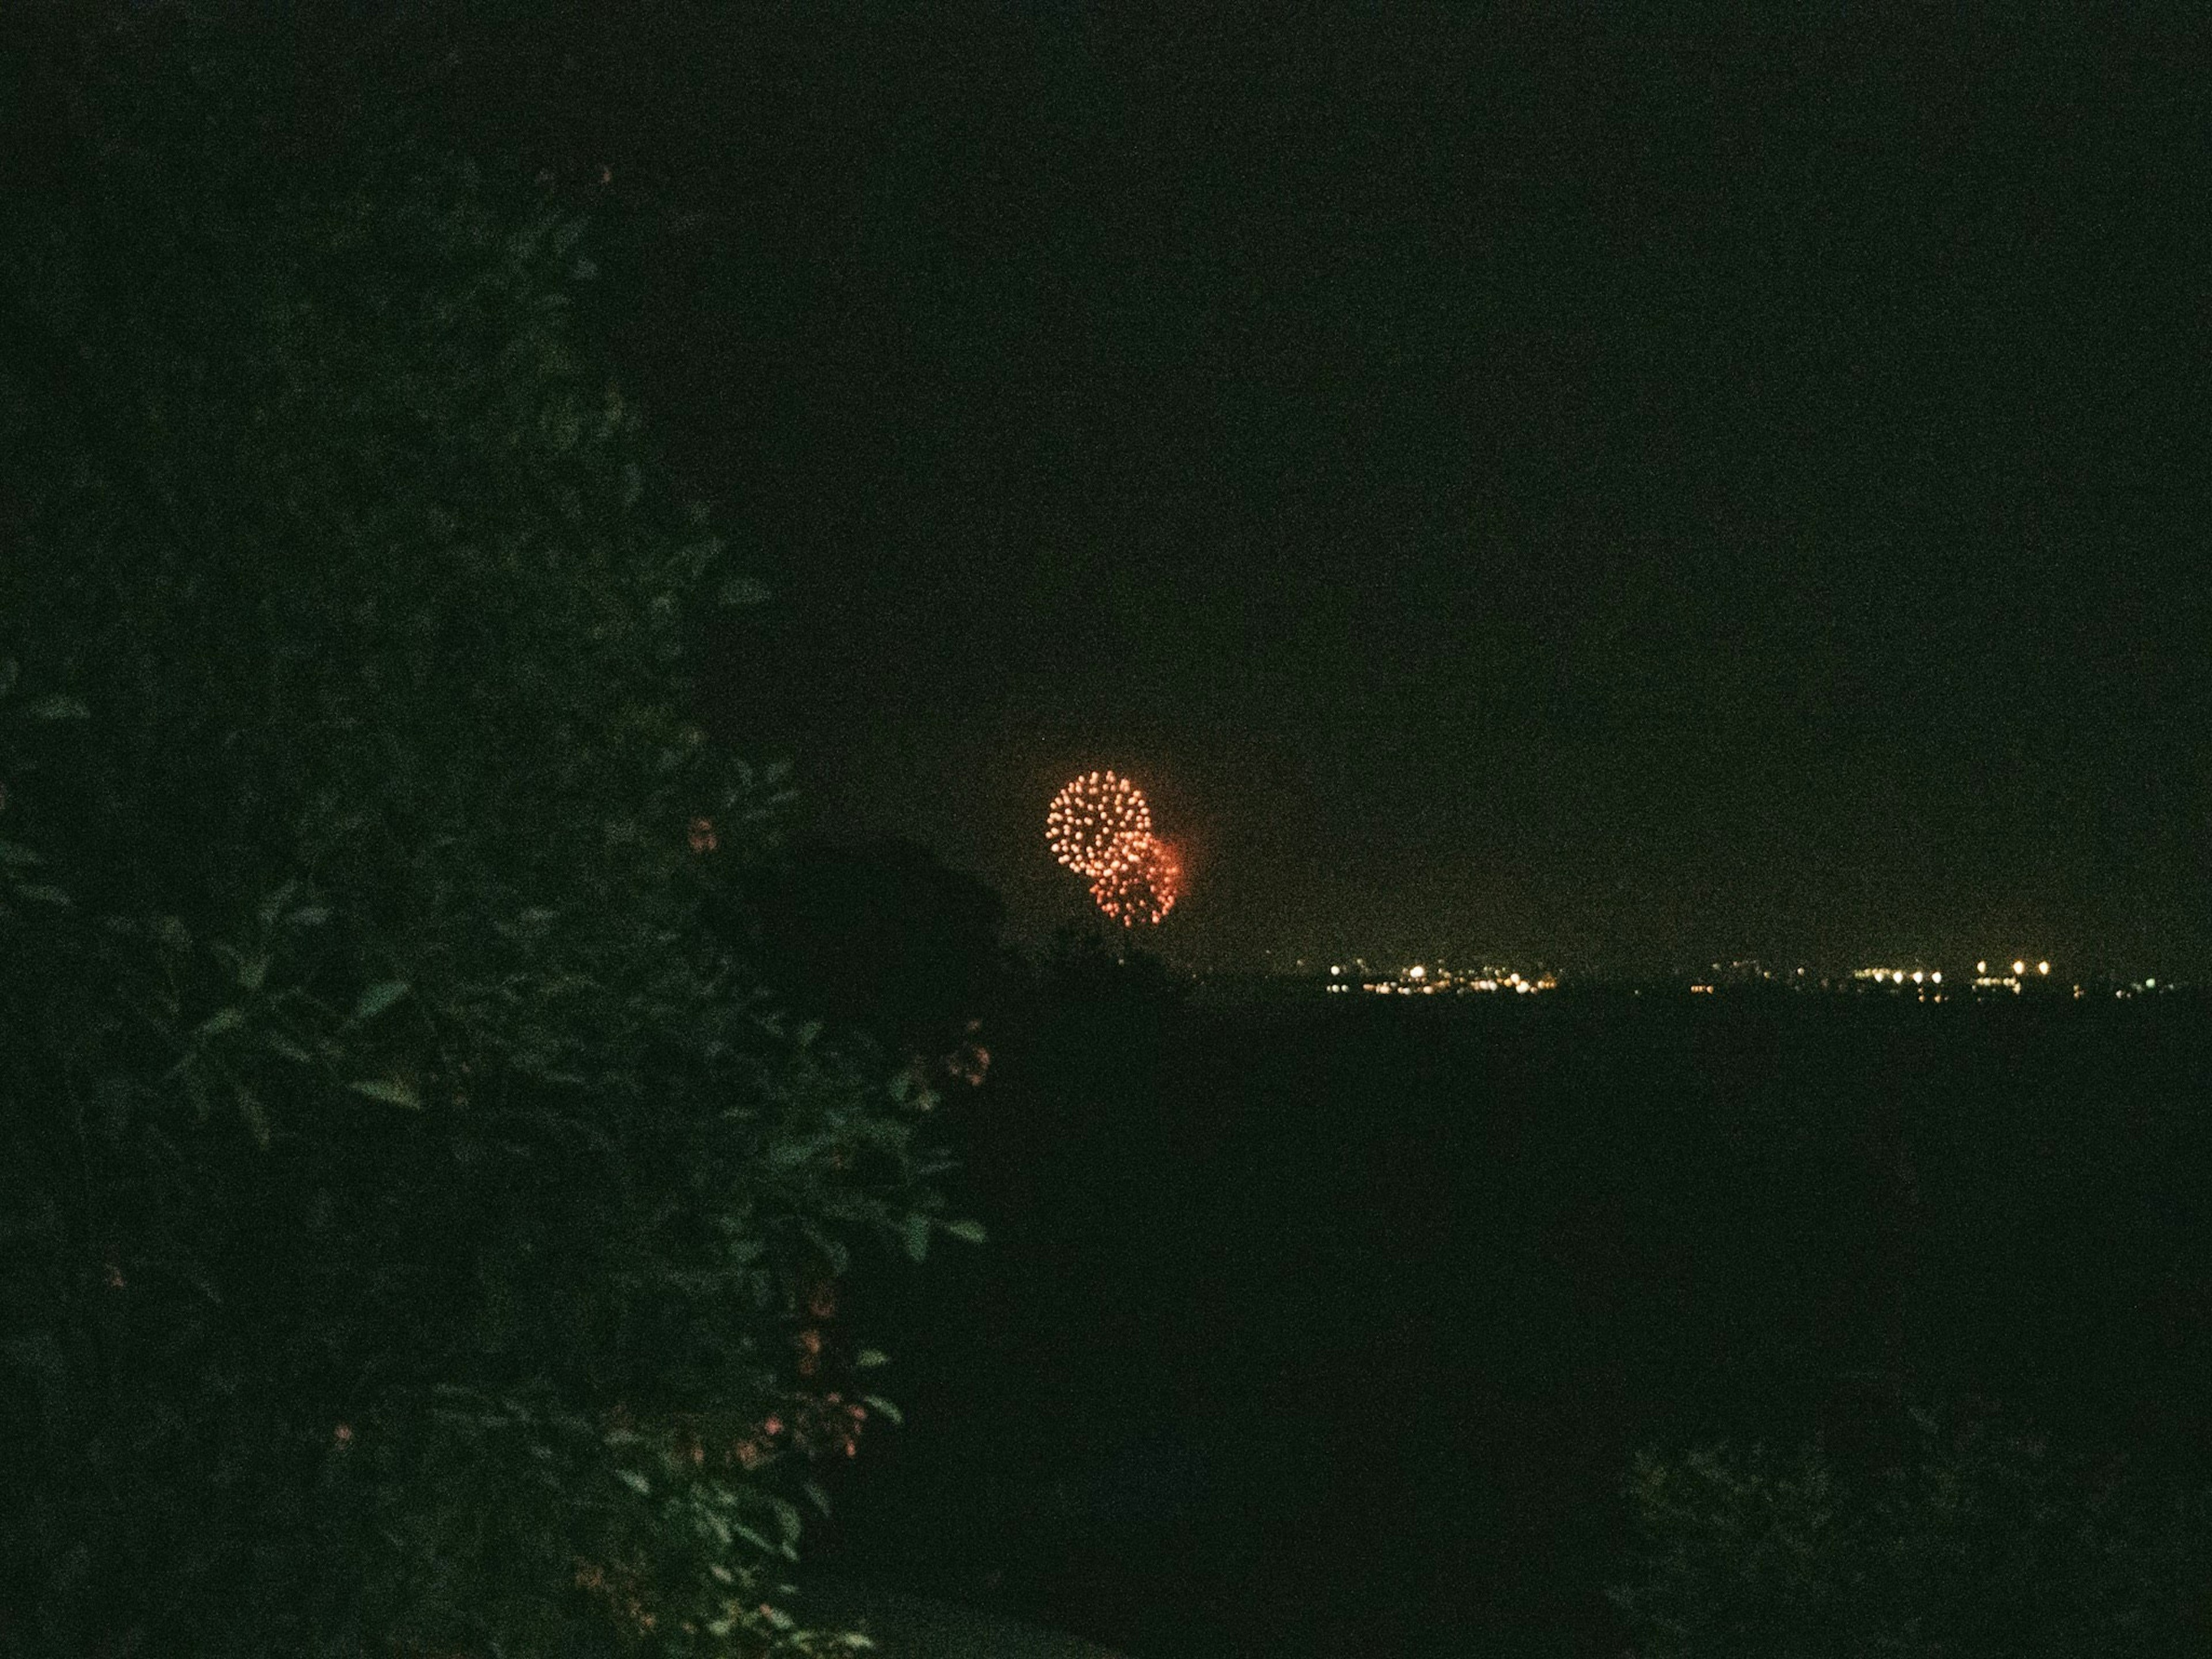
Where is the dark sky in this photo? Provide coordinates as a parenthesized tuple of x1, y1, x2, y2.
(433, 2, 2207, 975)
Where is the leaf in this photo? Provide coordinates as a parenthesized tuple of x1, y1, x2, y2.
(24, 694, 88, 720)
(256, 880, 298, 927)
(235, 1086, 270, 1149)
(347, 1078, 421, 1110)
(11, 883, 71, 906)
(263, 1032, 315, 1065)
(0, 839, 44, 866)
(902, 1212, 930, 1264)
(854, 1349, 889, 1370)
(350, 980, 410, 1024)
(766, 1136, 823, 1171)
(286, 906, 331, 927)
(615, 1468, 650, 1497)
(195, 1007, 246, 1040)
(154, 915, 192, 949)
(237, 954, 268, 993)
(718, 576, 770, 607)
(941, 1218, 988, 1247)
(861, 1394, 903, 1428)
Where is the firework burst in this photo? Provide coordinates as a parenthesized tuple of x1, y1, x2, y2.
(1044, 769, 1153, 877)
(1088, 832, 1181, 926)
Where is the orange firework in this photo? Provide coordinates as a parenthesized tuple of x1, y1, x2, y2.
(1045, 769, 1153, 877)
(1089, 833, 1181, 927)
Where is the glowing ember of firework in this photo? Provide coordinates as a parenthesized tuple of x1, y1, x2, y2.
(1089, 832, 1181, 926)
(1045, 769, 1153, 877)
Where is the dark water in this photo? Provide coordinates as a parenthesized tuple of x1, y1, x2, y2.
(804, 986, 2212, 1657)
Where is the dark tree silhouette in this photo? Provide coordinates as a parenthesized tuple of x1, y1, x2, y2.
(0, 11, 978, 1656)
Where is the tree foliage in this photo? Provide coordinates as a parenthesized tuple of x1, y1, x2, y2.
(0, 13, 976, 1656)
(1607, 1390, 2212, 1658)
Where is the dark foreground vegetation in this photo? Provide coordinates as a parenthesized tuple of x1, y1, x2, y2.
(1, 16, 980, 1654)
(817, 965, 2212, 1657)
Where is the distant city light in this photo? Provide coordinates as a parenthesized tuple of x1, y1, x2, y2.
(1296, 953, 2142, 1002)
(1341, 963, 1557, 996)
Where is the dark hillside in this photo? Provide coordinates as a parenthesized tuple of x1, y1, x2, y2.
(812, 984, 2212, 1657)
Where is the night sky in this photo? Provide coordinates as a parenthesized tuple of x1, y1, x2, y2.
(428, 3, 2207, 975)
